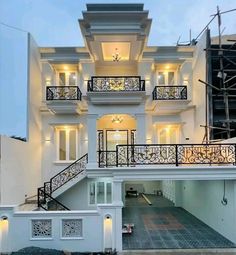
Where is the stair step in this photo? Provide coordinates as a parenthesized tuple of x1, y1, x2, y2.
(18, 203, 38, 211)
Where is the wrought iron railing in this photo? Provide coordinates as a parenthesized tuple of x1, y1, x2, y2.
(37, 154, 88, 210)
(152, 86, 187, 100)
(98, 144, 236, 167)
(38, 187, 70, 211)
(98, 151, 117, 167)
(46, 86, 82, 100)
(87, 76, 145, 92)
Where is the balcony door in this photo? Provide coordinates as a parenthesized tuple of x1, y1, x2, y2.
(58, 72, 77, 86)
(158, 71, 175, 85)
(106, 130, 129, 151)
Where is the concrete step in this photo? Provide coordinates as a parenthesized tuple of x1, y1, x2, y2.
(119, 248, 236, 255)
(18, 203, 38, 211)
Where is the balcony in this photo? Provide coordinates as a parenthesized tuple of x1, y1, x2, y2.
(45, 86, 82, 114)
(152, 86, 190, 114)
(98, 144, 236, 167)
(152, 86, 187, 100)
(87, 76, 146, 105)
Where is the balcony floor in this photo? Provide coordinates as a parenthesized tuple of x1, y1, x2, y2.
(122, 195, 235, 250)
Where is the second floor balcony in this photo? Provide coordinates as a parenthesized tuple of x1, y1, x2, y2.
(45, 86, 82, 114)
(98, 143, 236, 168)
(87, 76, 146, 105)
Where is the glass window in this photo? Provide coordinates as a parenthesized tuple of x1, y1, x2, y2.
(59, 130, 66, 160)
(158, 72, 165, 85)
(97, 182, 105, 203)
(69, 72, 76, 85)
(69, 130, 76, 160)
(59, 73, 66, 86)
(58, 128, 77, 161)
(168, 72, 175, 85)
(89, 181, 112, 205)
(106, 183, 112, 204)
(159, 129, 167, 144)
(89, 182, 96, 205)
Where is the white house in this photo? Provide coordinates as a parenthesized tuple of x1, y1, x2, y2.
(1, 3, 236, 253)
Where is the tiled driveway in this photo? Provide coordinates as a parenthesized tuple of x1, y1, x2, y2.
(122, 195, 236, 250)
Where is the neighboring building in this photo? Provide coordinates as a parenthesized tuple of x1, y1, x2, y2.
(1, 4, 236, 253)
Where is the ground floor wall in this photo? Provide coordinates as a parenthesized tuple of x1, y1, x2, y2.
(177, 180, 236, 243)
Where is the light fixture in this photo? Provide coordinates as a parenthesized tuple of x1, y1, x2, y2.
(112, 48, 121, 62)
(111, 116, 123, 124)
(64, 65, 68, 70)
(1, 215, 8, 221)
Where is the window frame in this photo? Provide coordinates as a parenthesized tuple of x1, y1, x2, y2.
(57, 71, 77, 86)
(56, 127, 78, 162)
(157, 70, 176, 86)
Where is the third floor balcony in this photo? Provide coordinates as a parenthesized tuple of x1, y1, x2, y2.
(87, 76, 146, 105)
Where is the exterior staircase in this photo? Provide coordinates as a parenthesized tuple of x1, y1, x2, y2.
(37, 153, 88, 211)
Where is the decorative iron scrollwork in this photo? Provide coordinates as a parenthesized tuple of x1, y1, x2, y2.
(111, 144, 236, 167)
(152, 86, 187, 100)
(87, 76, 145, 92)
(37, 154, 88, 210)
(46, 86, 82, 100)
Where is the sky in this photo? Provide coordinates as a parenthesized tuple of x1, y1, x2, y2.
(0, 0, 235, 138)
(0, 0, 235, 47)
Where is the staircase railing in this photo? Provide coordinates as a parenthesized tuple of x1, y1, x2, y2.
(38, 154, 88, 210)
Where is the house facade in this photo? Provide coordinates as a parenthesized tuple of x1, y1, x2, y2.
(1, 3, 236, 253)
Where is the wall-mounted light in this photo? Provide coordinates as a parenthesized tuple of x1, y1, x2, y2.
(1, 215, 8, 221)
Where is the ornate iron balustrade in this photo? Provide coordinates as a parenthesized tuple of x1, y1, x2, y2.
(87, 76, 145, 92)
(98, 151, 117, 167)
(113, 144, 236, 167)
(50, 154, 88, 193)
(37, 154, 88, 210)
(38, 187, 70, 211)
(152, 86, 187, 100)
(97, 144, 236, 167)
(46, 86, 82, 100)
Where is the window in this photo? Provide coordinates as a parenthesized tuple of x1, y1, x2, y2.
(89, 181, 112, 205)
(58, 72, 77, 86)
(158, 125, 179, 144)
(157, 71, 175, 85)
(57, 128, 78, 161)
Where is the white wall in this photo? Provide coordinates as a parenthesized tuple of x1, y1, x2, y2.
(162, 180, 176, 203)
(56, 178, 95, 210)
(0, 136, 40, 204)
(0, 34, 42, 205)
(0, 207, 103, 253)
(179, 180, 236, 243)
(124, 181, 161, 195)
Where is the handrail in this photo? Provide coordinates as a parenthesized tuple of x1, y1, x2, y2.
(38, 187, 70, 211)
(50, 153, 88, 193)
(152, 85, 187, 100)
(46, 86, 82, 100)
(115, 143, 236, 166)
(37, 153, 88, 210)
(87, 76, 145, 92)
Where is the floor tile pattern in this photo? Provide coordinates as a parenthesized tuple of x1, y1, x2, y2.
(122, 195, 236, 250)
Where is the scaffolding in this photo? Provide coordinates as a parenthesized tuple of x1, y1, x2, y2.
(195, 6, 236, 143)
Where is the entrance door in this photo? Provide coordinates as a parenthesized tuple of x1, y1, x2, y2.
(106, 130, 128, 150)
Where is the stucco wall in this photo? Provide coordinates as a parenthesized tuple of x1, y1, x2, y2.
(179, 180, 236, 243)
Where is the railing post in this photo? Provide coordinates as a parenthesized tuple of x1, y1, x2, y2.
(175, 144, 179, 166)
(116, 145, 118, 167)
(234, 144, 236, 166)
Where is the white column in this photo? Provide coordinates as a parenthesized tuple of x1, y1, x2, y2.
(87, 114, 98, 168)
(112, 180, 123, 251)
(136, 113, 146, 144)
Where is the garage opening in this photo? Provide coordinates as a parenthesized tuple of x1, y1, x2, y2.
(122, 180, 236, 250)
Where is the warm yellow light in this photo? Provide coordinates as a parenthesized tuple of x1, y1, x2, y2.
(166, 65, 170, 69)
(0, 218, 9, 233)
(64, 66, 68, 70)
